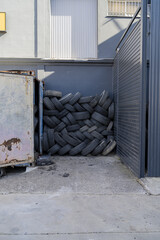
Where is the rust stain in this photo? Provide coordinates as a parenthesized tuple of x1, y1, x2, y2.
(0, 138, 21, 151)
(25, 76, 29, 95)
(27, 131, 30, 135)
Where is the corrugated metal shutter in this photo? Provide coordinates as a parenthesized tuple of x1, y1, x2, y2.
(51, 0, 97, 59)
(148, 0, 160, 177)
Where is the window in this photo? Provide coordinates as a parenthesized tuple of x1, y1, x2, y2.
(51, 0, 97, 59)
(107, 0, 141, 17)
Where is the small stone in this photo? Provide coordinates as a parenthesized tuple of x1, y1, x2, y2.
(63, 173, 70, 177)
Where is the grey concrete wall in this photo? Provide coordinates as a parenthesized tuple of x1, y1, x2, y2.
(0, 0, 131, 59)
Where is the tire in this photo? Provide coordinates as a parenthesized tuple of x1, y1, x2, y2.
(59, 93, 73, 105)
(34, 105, 38, 115)
(54, 122, 66, 132)
(73, 112, 90, 121)
(54, 132, 67, 146)
(50, 116, 60, 126)
(95, 105, 108, 116)
(43, 132, 49, 152)
(66, 124, 80, 132)
(44, 110, 59, 116)
(81, 139, 99, 156)
(58, 109, 69, 119)
(44, 116, 56, 128)
(34, 133, 39, 151)
(108, 103, 114, 120)
(81, 103, 94, 114)
(43, 97, 55, 110)
(64, 103, 75, 112)
(96, 126, 106, 133)
(63, 134, 80, 146)
(34, 117, 38, 130)
(102, 98, 112, 110)
(91, 131, 103, 140)
(74, 103, 85, 112)
(92, 112, 109, 125)
(84, 119, 94, 127)
(92, 139, 108, 156)
(44, 90, 62, 98)
(102, 130, 114, 136)
(90, 95, 100, 108)
(69, 142, 87, 156)
(79, 96, 93, 104)
(62, 117, 70, 126)
(48, 144, 61, 155)
(99, 90, 109, 106)
(59, 144, 72, 155)
(47, 129, 55, 147)
(107, 121, 113, 131)
(78, 121, 85, 127)
(67, 113, 76, 124)
(75, 131, 86, 141)
(80, 125, 89, 133)
(51, 97, 64, 111)
(91, 118, 103, 127)
(44, 124, 50, 133)
(83, 131, 94, 140)
(102, 140, 116, 156)
(61, 128, 68, 135)
(88, 125, 97, 133)
(69, 92, 81, 105)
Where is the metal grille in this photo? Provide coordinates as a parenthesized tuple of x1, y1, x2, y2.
(107, 0, 141, 17)
(113, 20, 145, 177)
(148, 0, 160, 177)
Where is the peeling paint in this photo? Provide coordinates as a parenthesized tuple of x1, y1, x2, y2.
(0, 138, 21, 151)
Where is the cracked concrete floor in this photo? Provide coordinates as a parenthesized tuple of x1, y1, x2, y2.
(0, 155, 160, 240)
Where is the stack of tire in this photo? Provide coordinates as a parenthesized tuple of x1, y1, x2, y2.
(34, 105, 39, 152)
(43, 90, 116, 156)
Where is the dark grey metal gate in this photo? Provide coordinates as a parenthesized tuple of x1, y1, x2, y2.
(148, 0, 160, 177)
(113, 1, 148, 177)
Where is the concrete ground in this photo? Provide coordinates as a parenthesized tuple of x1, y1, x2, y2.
(0, 155, 160, 240)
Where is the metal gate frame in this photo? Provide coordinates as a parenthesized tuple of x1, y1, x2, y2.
(113, 0, 148, 178)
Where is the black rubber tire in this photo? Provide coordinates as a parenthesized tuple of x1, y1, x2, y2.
(54, 122, 66, 132)
(66, 124, 80, 132)
(92, 112, 109, 125)
(44, 116, 56, 128)
(79, 96, 94, 104)
(99, 90, 109, 106)
(91, 131, 104, 140)
(47, 129, 55, 147)
(84, 119, 94, 127)
(81, 103, 94, 114)
(90, 95, 100, 108)
(34, 117, 38, 130)
(66, 113, 76, 124)
(102, 130, 114, 136)
(69, 142, 87, 156)
(50, 116, 60, 125)
(58, 144, 72, 156)
(64, 103, 75, 112)
(96, 126, 106, 133)
(44, 124, 50, 133)
(91, 118, 103, 127)
(48, 144, 61, 155)
(78, 121, 85, 127)
(43, 97, 55, 110)
(61, 128, 68, 135)
(54, 132, 67, 146)
(92, 139, 108, 156)
(74, 103, 85, 112)
(61, 117, 70, 126)
(80, 125, 89, 133)
(44, 110, 59, 116)
(75, 131, 86, 141)
(81, 139, 99, 156)
(63, 134, 80, 146)
(59, 93, 73, 105)
(73, 112, 90, 121)
(43, 132, 49, 152)
(34, 105, 38, 115)
(88, 125, 97, 133)
(51, 97, 64, 111)
(95, 105, 108, 116)
(102, 98, 112, 110)
(34, 133, 39, 151)
(107, 121, 113, 131)
(83, 131, 94, 140)
(58, 109, 69, 119)
(108, 103, 114, 120)
(44, 90, 62, 98)
(69, 92, 82, 105)
(102, 140, 116, 156)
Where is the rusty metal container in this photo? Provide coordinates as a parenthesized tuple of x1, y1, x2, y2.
(0, 72, 34, 167)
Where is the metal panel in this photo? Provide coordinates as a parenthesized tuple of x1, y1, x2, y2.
(148, 0, 160, 176)
(51, 0, 97, 59)
(0, 73, 34, 167)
